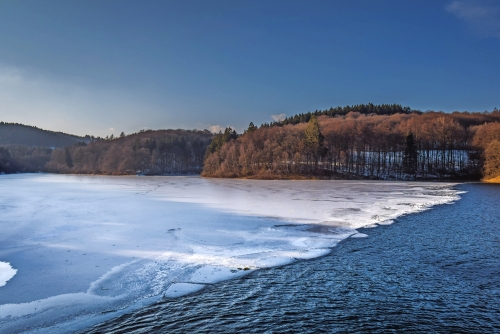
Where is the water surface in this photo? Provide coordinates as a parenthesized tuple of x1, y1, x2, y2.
(86, 183, 500, 333)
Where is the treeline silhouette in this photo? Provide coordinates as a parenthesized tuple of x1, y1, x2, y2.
(0, 122, 90, 148)
(202, 109, 500, 181)
(262, 103, 412, 127)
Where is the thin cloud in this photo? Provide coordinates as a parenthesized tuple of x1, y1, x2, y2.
(447, 0, 500, 38)
(271, 113, 286, 122)
(209, 125, 224, 133)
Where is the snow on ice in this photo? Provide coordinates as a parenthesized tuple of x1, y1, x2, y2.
(0, 262, 17, 287)
(0, 174, 461, 333)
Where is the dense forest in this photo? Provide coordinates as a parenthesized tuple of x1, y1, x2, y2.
(0, 145, 53, 174)
(263, 103, 413, 127)
(202, 105, 500, 181)
(2, 104, 500, 181)
(0, 128, 213, 175)
(47, 129, 213, 175)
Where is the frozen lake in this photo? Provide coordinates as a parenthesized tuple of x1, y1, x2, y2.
(87, 183, 500, 333)
(0, 174, 460, 333)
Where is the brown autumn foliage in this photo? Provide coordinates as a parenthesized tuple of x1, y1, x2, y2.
(2, 109, 499, 180)
(469, 122, 500, 180)
(483, 140, 500, 180)
(203, 111, 500, 180)
(44, 129, 213, 175)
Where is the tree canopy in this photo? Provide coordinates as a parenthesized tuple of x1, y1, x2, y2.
(203, 111, 500, 180)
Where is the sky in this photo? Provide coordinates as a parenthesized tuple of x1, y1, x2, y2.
(0, 0, 499, 137)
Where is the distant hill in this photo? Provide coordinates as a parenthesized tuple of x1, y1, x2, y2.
(0, 122, 90, 148)
(0, 126, 214, 174)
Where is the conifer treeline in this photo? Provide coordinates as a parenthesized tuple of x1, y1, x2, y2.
(202, 111, 500, 180)
(262, 103, 412, 128)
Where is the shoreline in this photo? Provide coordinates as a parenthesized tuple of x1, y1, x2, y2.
(483, 176, 500, 183)
(2, 170, 483, 183)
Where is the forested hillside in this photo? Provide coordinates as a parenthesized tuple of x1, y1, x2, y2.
(45, 129, 213, 175)
(202, 108, 500, 181)
(2, 105, 500, 180)
(0, 122, 90, 147)
(0, 127, 213, 175)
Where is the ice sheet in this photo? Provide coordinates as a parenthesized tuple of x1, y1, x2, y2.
(0, 174, 461, 333)
(164, 283, 205, 298)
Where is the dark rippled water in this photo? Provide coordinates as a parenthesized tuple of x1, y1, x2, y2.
(84, 183, 500, 333)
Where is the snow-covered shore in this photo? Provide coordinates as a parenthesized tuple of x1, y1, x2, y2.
(0, 174, 461, 333)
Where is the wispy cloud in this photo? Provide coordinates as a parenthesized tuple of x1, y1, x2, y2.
(209, 125, 224, 133)
(447, 0, 500, 38)
(271, 113, 286, 122)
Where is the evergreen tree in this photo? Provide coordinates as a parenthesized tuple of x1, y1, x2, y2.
(245, 122, 257, 134)
(64, 148, 73, 168)
(204, 127, 238, 160)
(145, 138, 157, 153)
(402, 131, 418, 178)
(133, 138, 141, 152)
(304, 115, 326, 168)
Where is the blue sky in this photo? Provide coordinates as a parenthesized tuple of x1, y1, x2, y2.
(0, 0, 499, 136)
